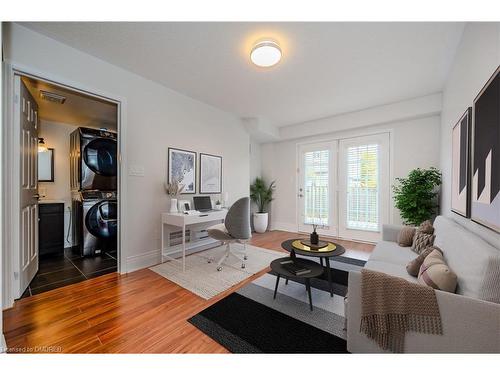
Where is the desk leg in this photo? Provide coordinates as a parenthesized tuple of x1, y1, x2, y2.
(325, 257, 333, 297)
(160, 222, 164, 264)
(182, 223, 186, 272)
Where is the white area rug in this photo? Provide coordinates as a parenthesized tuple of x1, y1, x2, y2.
(149, 244, 284, 300)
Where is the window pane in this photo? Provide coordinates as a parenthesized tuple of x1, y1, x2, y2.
(303, 150, 329, 226)
(346, 144, 379, 231)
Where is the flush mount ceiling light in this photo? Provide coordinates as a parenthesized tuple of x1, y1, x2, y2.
(250, 40, 282, 67)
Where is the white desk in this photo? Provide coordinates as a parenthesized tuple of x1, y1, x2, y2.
(160, 209, 228, 271)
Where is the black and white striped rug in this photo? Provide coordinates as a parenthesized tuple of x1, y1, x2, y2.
(188, 256, 366, 353)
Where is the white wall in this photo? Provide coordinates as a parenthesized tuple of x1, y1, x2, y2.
(249, 140, 261, 183)
(262, 115, 442, 232)
(439, 22, 500, 248)
(3, 23, 250, 273)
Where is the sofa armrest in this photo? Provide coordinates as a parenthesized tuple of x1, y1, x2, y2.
(346, 270, 500, 353)
(382, 224, 403, 242)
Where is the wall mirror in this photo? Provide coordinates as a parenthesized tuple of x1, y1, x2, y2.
(38, 148, 54, 182)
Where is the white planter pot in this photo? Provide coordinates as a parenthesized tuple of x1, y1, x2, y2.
(169, 198, 178, 213)
(253, 212, 268, 233)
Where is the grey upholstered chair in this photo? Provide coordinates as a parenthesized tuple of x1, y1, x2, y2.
(207, 197, 252, 271)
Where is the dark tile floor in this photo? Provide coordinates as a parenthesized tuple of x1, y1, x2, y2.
(19, 247, 117, 299)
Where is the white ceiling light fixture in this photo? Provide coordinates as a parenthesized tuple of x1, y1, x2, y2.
(250, 40, 282, 68)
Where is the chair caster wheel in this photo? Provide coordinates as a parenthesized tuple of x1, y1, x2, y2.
(243, 255, 248, 260)
(217, 267, 222, 271)
(241, 263, 246, 269)
(207, 258, 213, 263)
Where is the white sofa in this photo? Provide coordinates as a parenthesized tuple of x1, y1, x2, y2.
(346, 215, 500, 353)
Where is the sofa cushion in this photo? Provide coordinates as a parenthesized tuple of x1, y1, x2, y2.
(397, 226, 416, 247)
(411, 232, 435, 254)
(433, 216, 500, 302)
(365, 260, 417, 283)
(369, 241, 417, 265)
(418, 220, 435, 234)
(418, 249, 458, 293)
(406, 246, 441, 277)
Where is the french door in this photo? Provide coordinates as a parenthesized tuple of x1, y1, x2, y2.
(298, 142, 338, 236)
(297, 133, 390, 242)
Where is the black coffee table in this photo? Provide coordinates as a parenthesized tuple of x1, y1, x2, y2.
(270, 257, 324, 311)
(281, 239, 346, 297)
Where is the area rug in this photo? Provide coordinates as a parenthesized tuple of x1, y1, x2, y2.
(188, 258, 366, 353)
(149, 244, 283, 299)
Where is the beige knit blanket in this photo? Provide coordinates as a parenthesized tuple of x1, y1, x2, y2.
(360, 269, 442, 353)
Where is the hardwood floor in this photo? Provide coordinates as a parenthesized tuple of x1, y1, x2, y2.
(3, 230, 373, 353)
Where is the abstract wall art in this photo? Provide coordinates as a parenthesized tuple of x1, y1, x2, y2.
(451, 108, 471, 217)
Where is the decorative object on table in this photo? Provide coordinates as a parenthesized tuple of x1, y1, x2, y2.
(250, 177, 276, 233)
(392, 167, 442, 225)
(214, 199, 222, 210)
(310, 223, 319, 245)
(299, 239, 329, 250)
(38, 147, 54, 182)
(471, 66, 500, 233)
(164, 179, 185, 213)
(177, 199, 191, 212)
(168, 147, 196, 193)
(397, 226, 416, 247)
(451, 108, 472, 218)
(199, 153, 222, 194)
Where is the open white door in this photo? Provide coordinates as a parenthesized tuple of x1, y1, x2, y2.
(338, 133, 390, 242)
(297, 141, 338, 237)
(15, 76, 39, 296)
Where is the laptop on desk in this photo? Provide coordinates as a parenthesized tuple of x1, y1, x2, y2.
(193, 196, 215, 213)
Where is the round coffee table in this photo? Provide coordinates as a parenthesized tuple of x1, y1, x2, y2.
(270, 257, 324, 311)
(281, 239, 346, 297)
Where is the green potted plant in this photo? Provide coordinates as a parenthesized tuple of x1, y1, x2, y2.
(250, 177, 276, 233)
(214, 199, 222, 210)
(392, 167, 442, 226)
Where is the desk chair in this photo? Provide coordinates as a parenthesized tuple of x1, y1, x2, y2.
(207, 197, 251, 271)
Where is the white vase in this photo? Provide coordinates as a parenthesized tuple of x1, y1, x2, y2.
(253, 212, 268, 233)
(170, 198, 178, 213)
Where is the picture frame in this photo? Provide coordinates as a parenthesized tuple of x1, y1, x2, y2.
(38, 148, 55, 182)
(199, 153, 222, 194)
(168, 147, 197, 194)
(471, 66, 500, 233)
(451, 108, 471, 218)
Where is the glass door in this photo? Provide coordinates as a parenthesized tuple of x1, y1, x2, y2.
(297, 142, 337, 236)
(338, 133, 390, 242)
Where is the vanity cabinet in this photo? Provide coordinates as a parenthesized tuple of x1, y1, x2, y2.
(39, 202, 65, 256)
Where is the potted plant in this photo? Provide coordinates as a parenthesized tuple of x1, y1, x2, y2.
(214, 199, 222, 210)
(392, 167, 442, 225)
(250, 177, 276, 233)
(164, 179, 185, 213)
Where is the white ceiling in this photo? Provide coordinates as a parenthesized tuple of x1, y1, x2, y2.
(20, 22, 465, 127)
(23, 77, 118, 130)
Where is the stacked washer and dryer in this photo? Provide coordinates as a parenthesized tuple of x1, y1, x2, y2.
(70, 127, 118, 257)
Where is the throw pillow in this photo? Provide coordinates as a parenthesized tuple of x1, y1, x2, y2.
(411, 232, 435, 254)
(397, 226, 416, 247)
(406, 245, 442, 276)
(418, 220, 434, 234)
(418, 249, 458, 293)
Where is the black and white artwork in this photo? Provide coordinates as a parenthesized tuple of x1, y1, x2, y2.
(200, 153, 222, 194)
(168, 148, 196, 194)
(471, 67, 500, 233)
(451, 108, 471, 217)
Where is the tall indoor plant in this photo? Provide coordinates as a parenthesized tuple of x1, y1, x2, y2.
(250, 178, 276, 233)
(392, 167, 442, 226)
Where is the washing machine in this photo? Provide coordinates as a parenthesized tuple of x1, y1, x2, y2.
(70, 127, 117, 191)
(73, 191, 117, 257)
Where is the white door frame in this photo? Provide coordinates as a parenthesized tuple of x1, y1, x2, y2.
(2, 61, 128, 308)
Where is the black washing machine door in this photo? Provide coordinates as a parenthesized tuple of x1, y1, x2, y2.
(83, 138, 117, 177)
(85, 200, 118, 239)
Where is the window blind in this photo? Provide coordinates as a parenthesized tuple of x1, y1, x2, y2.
(303, 150, 329, 226)
(346, 144, 379, 231)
